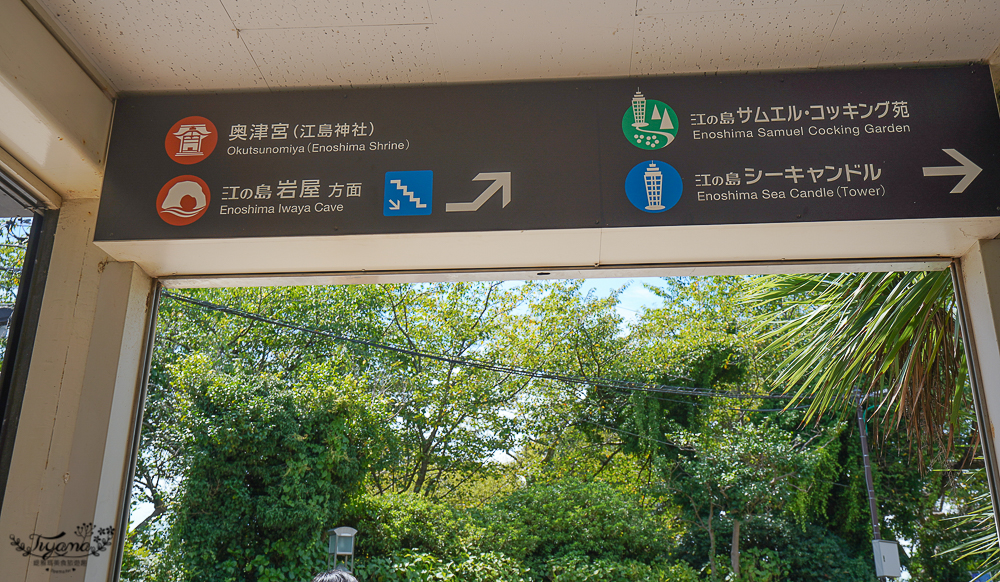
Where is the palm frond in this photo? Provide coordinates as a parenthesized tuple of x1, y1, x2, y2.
(744, 271, 969, 464)
(941, 465, 1000, 569)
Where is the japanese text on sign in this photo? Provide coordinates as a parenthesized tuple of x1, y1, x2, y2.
(228, 122, 375, 140)
(689, 101, 909, 126)
(221, 180, 363, 201)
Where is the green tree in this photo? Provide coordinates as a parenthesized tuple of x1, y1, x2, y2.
(125, 276, 951, 582)
(157, 354, 386, 582)
(743, 271, 992, 574)
(373, 282, 534, 499)
(617, 277, 859, 580)
(665, 421, 841, 580)
(0, 217, 32, 359)
(509, 280, 637, 485)
(127, 285, 399, 580)
(477, 478, 676, 575)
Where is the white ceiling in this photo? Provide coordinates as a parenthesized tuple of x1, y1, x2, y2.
(29, 0, 1000, 93)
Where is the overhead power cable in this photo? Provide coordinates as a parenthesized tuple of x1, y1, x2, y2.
(632, 391, 807, 412)
(161, 291, 805, 404)
(579, 418, 684, 449)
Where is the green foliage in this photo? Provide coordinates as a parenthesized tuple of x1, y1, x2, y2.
(352, 550, 703, 582)
(757, 522, 875, 582)
(704, 547, 789, 582)
(509, 280, 638, 482)
(120, 536, 149, 582)
(547, 554, 699, 581)
(352, 551, 451, 582)
(908, 513, 982, 582)
(910, 464, 997, 581)
(677, 518, 874, 582)
(452, 552, 534, 582)
(822, 424, 952, 561)
(745, 271, 967, 461)
(729, 547, 789, 582)
(635, 277, 755, 388)
(742, 271, 995, 574)
(121, 507, 172, 581)
(477, 478, 676, 573)
(670, 422, 841, 525)
(346, 492, 479, 559)
(0, 217, 30, 300)
(158, 355, 384, 582)
(0, 217, 31, 359)
(826, 440, 883, 550)
(343, 473, 705, 582)
(132, 285, 396, 545)
(354, 550, 531, 582)
(660, 418, 842, 581)
(374, 282, 533, 498)
(125, 276, 987, 582)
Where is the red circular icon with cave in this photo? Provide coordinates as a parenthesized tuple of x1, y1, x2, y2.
(157, 175, 210, 226)
(165, 116, 218, 164)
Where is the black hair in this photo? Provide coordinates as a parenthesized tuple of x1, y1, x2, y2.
(311, 569, 359, 582)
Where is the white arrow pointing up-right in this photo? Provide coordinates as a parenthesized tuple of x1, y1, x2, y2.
(922, 149, 982, 193)
(446, 172, 511, 212)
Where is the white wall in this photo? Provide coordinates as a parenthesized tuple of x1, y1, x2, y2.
(0, 200, 154, 582)
(0, 0, 111, 202)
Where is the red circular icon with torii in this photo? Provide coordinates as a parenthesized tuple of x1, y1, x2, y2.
(157, 175, 210, 226)
(165, 116, 218, 164)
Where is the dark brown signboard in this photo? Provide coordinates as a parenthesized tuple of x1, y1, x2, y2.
(96, 65, 1000, 241)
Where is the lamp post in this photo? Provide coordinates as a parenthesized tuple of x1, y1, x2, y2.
(327, 527, 357, 572)
(855, 389, 901, 579)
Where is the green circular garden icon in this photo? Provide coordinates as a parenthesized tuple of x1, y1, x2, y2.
(622, 91, 678, 150)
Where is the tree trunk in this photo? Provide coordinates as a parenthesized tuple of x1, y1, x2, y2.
(731, 518, 741, 580)
(412, 426, 439, 495)
(708, 511, 718, 582)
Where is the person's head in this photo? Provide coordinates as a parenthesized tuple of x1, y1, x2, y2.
(311, 569, 358, 582)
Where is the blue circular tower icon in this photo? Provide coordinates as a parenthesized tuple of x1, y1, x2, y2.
(625, 160, 682, 213)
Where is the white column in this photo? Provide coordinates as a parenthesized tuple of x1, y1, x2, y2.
(960, 239, 1000, 528)
(0, 199, 154, 582)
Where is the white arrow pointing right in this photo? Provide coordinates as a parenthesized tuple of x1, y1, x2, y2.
(922, 149, 982, 193)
